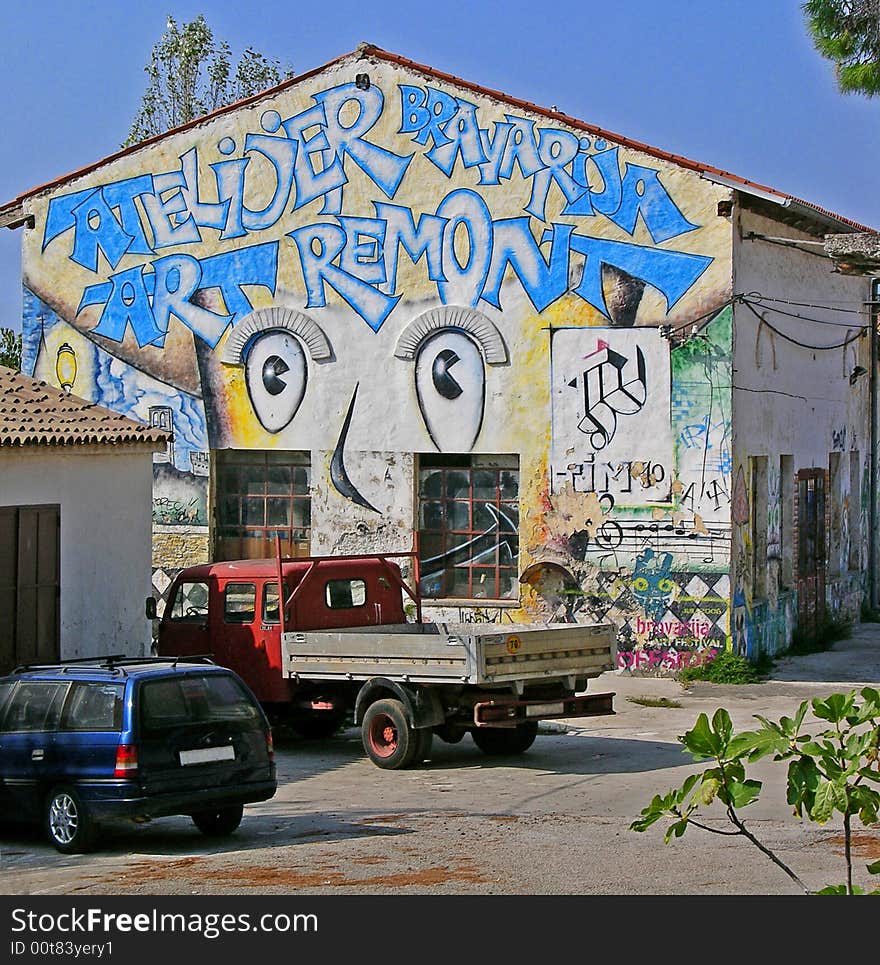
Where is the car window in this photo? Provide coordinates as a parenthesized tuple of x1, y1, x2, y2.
(1, 681, 68, 732)
(60, 682, 125, 731)
(140, 674, 259, 733)
(224, 583, 256, 624)
(325, 578, 367, 609)
(168, 581, 210, 622)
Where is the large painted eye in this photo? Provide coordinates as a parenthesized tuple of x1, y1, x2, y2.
(244, 330, 306, 433)
(415, 331, 485, 451)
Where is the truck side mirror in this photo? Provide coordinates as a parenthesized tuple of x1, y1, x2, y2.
(145, 596, 158, 620)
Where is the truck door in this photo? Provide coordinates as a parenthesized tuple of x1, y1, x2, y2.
(157, 578, 211, 658)
(214, 579, 287, 704)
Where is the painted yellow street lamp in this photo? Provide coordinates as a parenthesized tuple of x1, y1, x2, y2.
(55, 343, 77, 394)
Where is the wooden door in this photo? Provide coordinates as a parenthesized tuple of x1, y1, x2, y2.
(796, 470, 826, 642)
(0, 506, 60, 675)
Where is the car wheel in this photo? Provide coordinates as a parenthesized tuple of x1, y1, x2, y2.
(361, 698, 419, 769)
(471, 721, 539, 756)
(45, 786, 98, 854)
(191, 805, 244, 836)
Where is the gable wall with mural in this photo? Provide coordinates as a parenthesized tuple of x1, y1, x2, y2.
(18, 50, 740, 668)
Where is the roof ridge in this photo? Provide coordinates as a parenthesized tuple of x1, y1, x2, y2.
(0, 43, 872, 233)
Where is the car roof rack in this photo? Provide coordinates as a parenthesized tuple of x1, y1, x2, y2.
(12, 654, 217, 675)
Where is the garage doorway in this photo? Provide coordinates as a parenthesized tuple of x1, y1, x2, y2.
(0, 505, 60, 674)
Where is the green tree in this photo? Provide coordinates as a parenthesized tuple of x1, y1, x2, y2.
(124, 14, 294, 146)
(803, 1, 880, 97)
(631, 689, 880, 894)
(0, 327, 22, 370)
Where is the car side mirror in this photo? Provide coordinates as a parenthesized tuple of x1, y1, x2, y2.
(145, 596, 158, 620)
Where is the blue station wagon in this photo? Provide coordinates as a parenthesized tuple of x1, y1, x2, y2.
(0, 656, 277, 853)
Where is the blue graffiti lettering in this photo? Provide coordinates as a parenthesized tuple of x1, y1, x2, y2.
(566, 231, 713, 316)
(315, 84, 412, 203)
(87, 265, 163, 347)
(373, 202, 446, 290)
(526, 128, 585, 221)
(69, 189, 136, 271)
(436, 189, 493, 307)
(79, 242, 278, 347)
(400, 90, 696, 241)
(240, 132, 297, 231)
(290, 222, 399, 331)
(424, 97, 487, 176)
(482, 218, 572, 312)
(141, 170, 201, 248)
(44, 176, 155, 257)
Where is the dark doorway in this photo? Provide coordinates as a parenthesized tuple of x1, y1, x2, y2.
(796, 470, 826, 642)
(0, 505, 60, 675)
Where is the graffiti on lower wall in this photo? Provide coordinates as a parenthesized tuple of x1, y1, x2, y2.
(529, 306, 733, 665)
(550, 327, 673, 505)
(23, 290, 209, 527)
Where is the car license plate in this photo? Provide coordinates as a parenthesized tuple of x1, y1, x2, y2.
(525, 701, 565, 718)
(179, 745, 235, 765)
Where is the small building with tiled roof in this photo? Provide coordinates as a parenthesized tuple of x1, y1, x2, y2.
(0, 43, 876, 669)
(0, 365, 169, 672)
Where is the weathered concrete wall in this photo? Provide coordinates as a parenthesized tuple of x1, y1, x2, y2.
(0, 446, 154, 657)
(731, 205, 872, 658)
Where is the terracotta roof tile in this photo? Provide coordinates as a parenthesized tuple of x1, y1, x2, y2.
(0, 365, 171, 449)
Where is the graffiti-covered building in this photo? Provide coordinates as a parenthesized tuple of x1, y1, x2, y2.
(1, 44, 875, 671)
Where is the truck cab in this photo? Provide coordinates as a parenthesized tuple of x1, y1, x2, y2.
(153, 556, 410, 724)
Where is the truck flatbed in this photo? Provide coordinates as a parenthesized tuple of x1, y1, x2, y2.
(282, 622, 616, 687)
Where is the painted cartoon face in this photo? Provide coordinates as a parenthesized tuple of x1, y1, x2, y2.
(244, 330, 307, 433)
(632, 547, 675, 621)
(415, 330, 485, 451)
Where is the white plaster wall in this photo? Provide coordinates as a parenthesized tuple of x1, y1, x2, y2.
(731, 204, 872, 631)
(0, 446, 155, 658)
(733, 207, 871, 467)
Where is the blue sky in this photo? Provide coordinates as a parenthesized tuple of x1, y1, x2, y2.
(2, 0, 878, 332)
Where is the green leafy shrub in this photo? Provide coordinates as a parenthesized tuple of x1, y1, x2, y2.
(630, 688, 880, 894)
(678, 650, 763, 685)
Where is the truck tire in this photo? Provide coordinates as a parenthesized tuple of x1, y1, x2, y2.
(471, 721, 539, 756)
(362, 698, 420, 769)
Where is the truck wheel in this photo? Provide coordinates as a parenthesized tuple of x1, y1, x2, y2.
(471, 721, 539, 756)
(362, 699, 419, 769)
(45, 786, 98, 854)
(191, 805, 244, 836)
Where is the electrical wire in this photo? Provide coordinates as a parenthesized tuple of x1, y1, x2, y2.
(745, 292, 870, 315)
(740, 299, 863, 351)
(668, 296, 738, 335)
(666, 292, 869, 344)
(743, 295, 870, 330)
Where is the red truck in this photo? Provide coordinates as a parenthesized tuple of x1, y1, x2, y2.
(151, 546, 617, 769)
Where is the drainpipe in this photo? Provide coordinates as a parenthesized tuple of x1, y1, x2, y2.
(870, 279, 880, 609)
